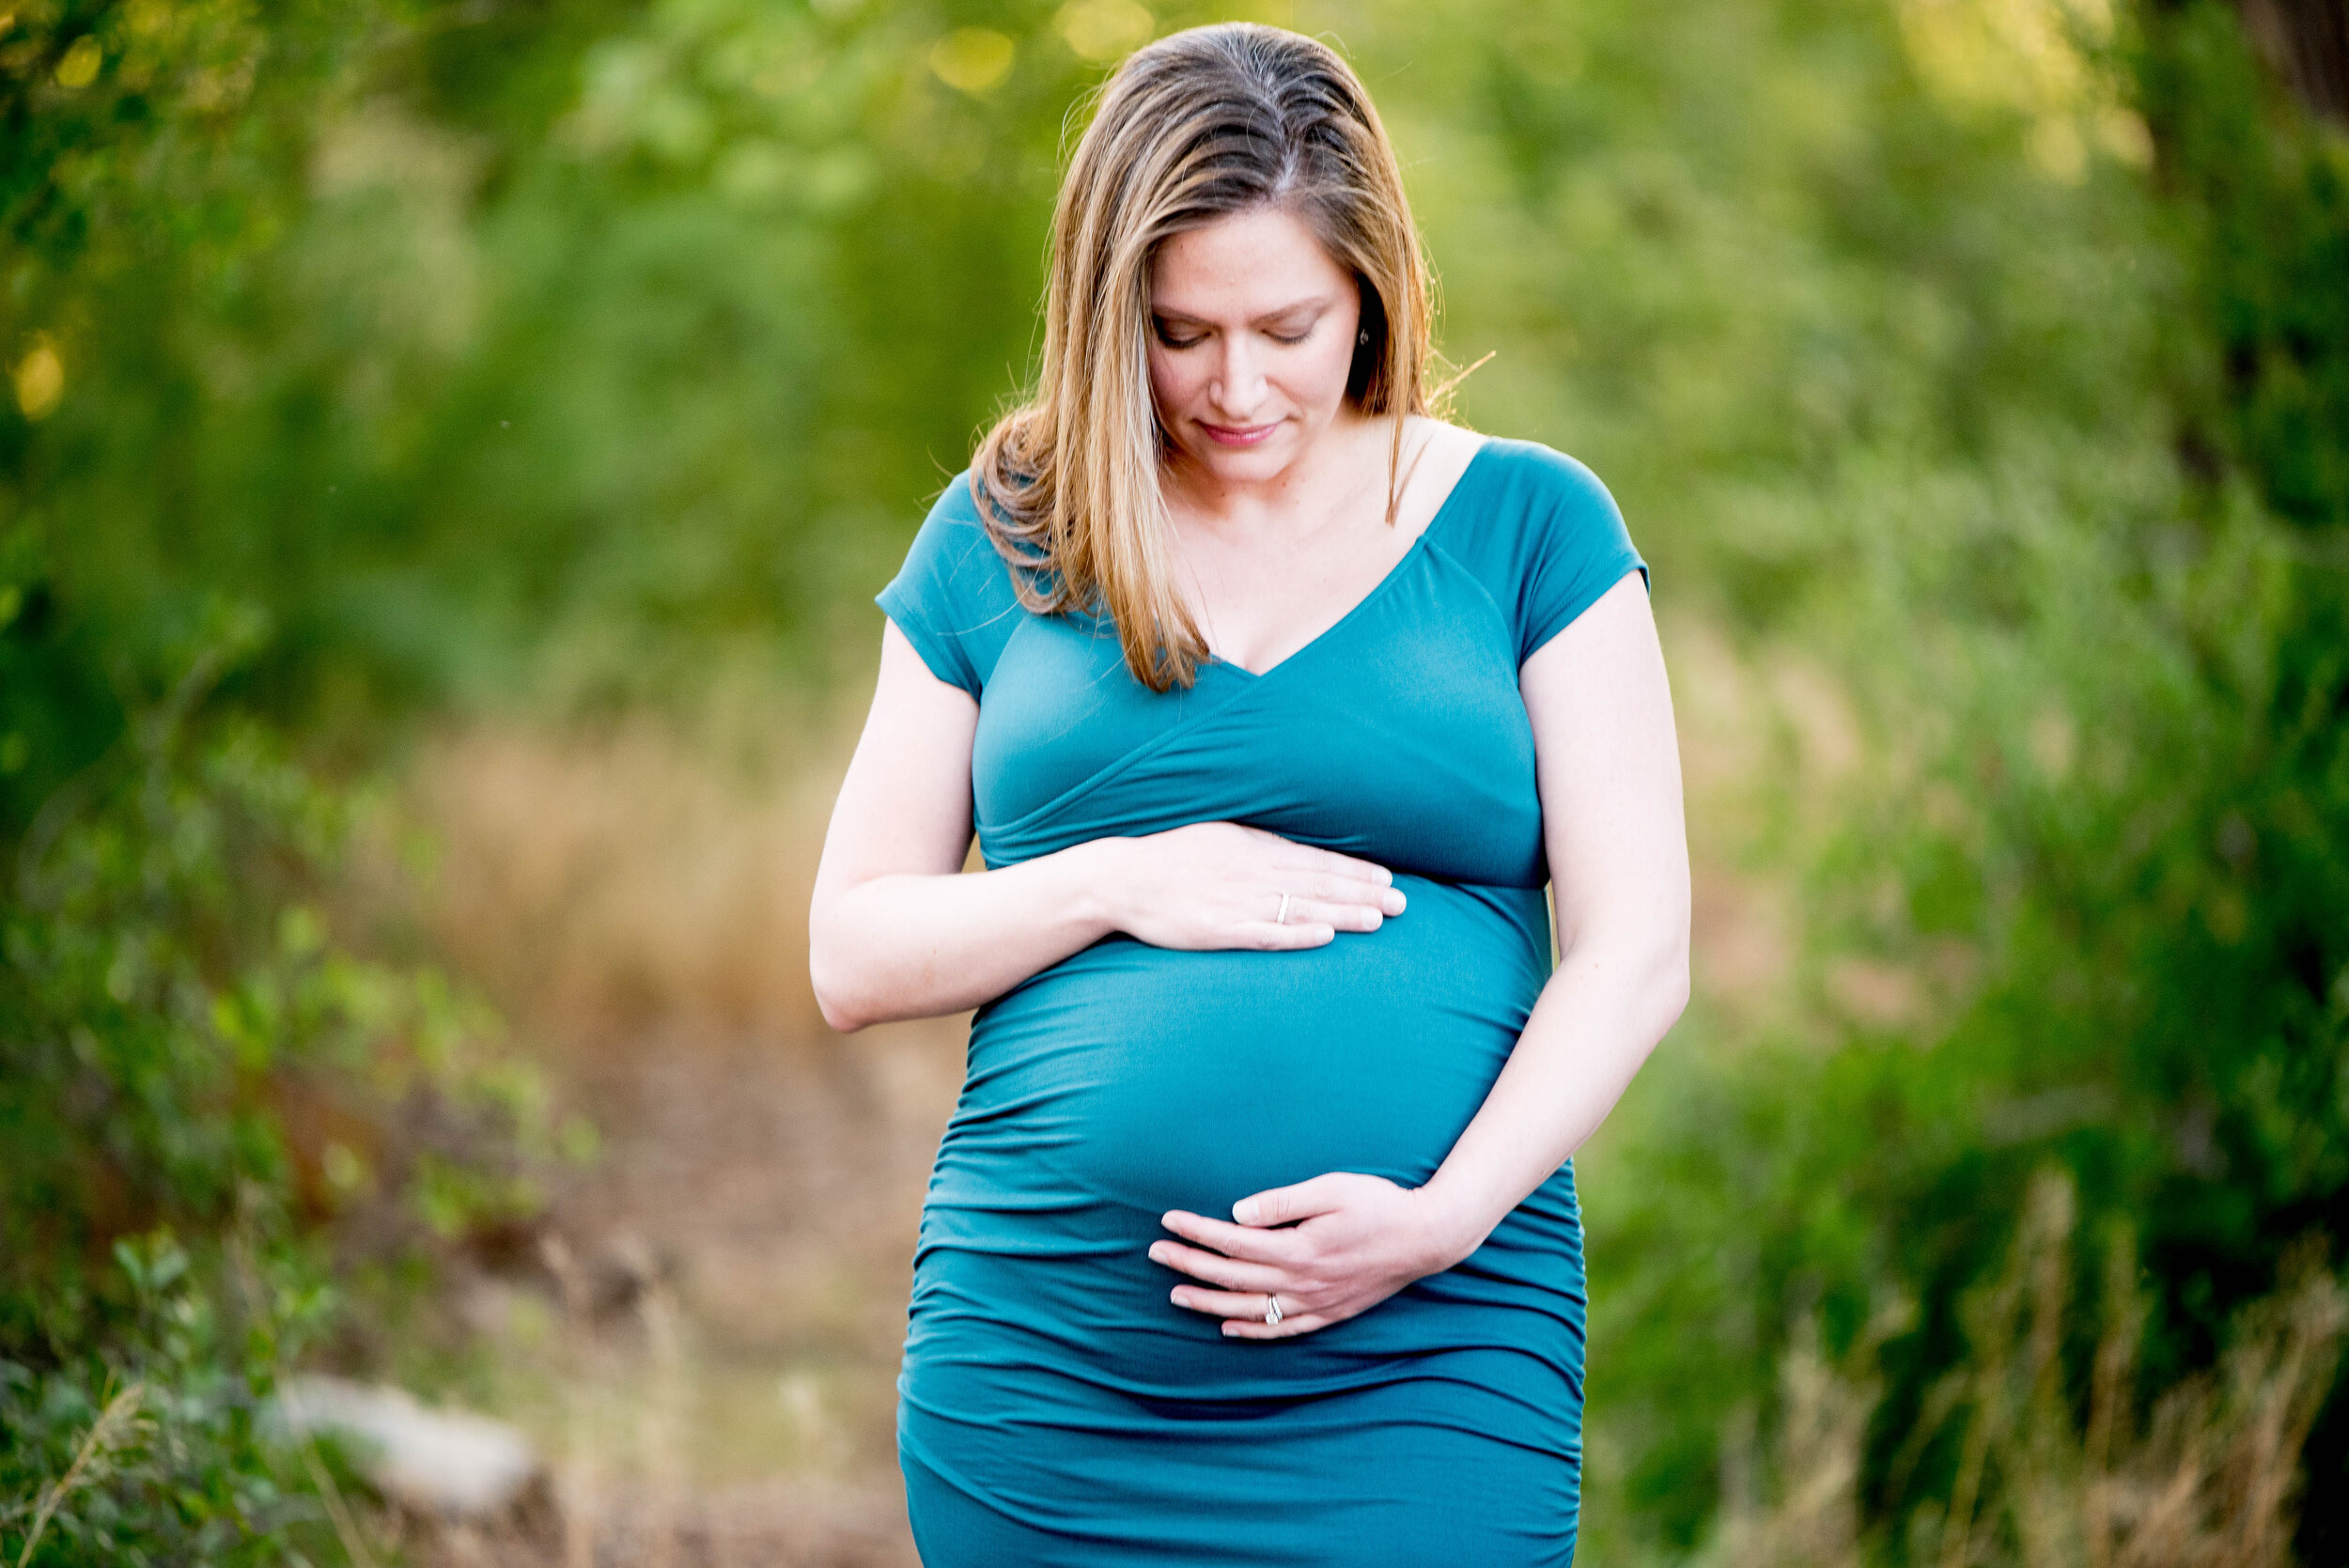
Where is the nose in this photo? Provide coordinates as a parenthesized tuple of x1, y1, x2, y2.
(1207, 335, 1267, 422)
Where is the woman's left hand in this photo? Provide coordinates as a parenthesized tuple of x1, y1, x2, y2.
(1150, 1172, 1480, 1339)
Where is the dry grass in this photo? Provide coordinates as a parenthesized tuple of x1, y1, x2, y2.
(12, 1383, 148, 1568)
(1711, 1170, 2346, 1568)
(1661, 614, 1809, 1034)
(412, 716, 850, 1048)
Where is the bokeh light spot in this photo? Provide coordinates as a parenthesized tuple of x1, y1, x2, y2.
(1058, 0, 1152, 62)
(13, 336, 63, 421)
(54, 35, 102, 88)
(930, 27, 1014, 94)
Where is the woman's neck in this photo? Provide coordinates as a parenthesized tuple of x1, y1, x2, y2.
(1161, 409, 1406, 544)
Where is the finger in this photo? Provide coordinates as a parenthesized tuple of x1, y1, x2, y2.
(1248, 832, 1390, 884)
(1276, 872, 1399, 909)
(1241, 920, 1336, 951)
(1277, 859, 1394, 896)
(1257, 888, 1387, 935)
(1266, 871, 1405, 920)
(1148, 1240, 1284, 1294)
(1293, 865, 1389, 895)
(1161, 1210, 1305, 1264)
(1315, 875, 1407, 916)
(1283, 896, 1385, 933)
(1168, 1285, 1299, 1320)
(1221, 1311, 1334, 1340)
(1233, 1173, 1351, 1228)
(1298, 845, 1394, 884)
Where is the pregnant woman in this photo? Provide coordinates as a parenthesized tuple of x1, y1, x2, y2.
(808, 23, 1689, 1566)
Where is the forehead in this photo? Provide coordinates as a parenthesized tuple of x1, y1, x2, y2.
(1149, 206, 1351, 316)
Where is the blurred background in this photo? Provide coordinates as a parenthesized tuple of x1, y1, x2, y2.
(3, 0, 2345, 1561)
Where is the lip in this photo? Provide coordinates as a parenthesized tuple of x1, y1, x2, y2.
(1197, 418, 1283, 448)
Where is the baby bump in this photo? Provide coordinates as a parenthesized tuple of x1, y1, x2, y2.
(926, 878, 1552, 1228)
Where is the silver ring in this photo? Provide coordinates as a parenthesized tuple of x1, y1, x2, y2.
(1275, 892, 1291, 925)
(1263, 1294, 1283, 1327)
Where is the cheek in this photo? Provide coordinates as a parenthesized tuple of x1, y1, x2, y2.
(1291, 334, 1361, 408)
(1148, 349, 1199, 412)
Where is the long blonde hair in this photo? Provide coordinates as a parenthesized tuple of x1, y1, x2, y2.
(970, 22, 1436, 692)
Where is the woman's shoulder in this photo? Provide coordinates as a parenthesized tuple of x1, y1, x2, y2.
(908, 468, 988, 548)
(910, 468, 1063, 580)
(1456, 432, 1624, 526)
(1428, 429, 1631, 565)
(894, 471, 1026, 600)
(876, 471, 1033, 697)
(1431, 429, 1645, 660)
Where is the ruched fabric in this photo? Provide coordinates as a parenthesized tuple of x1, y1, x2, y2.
(875, 438, 1646, 1567)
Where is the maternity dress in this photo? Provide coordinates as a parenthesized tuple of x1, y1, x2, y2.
(875, 436, 1647, 1568)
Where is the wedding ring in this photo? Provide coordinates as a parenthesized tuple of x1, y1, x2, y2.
(1264, 1294, 1283, 1327)
(1275, 892, 1292, 925)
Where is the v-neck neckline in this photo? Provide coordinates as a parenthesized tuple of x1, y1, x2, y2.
(1201, 437, 1496, 683)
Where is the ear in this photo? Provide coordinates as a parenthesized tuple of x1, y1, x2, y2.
(1346, 276, 1386, 405)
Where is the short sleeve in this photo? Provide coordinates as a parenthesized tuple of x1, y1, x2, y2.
(1508, 444, 1649, 665)
(874, 473, 1024, 700)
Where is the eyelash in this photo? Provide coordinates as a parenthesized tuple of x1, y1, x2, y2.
(1156, 327, 1315, 349)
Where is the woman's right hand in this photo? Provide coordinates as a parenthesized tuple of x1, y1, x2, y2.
(1092, 822, 1407, 951)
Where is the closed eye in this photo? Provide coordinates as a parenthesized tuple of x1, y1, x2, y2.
(1151, 318, 1319, 349)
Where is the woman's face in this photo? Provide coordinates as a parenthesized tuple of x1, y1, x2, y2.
(1146, 204, 1365, 487)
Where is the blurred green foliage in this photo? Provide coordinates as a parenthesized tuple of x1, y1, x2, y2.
(2, 0, 2342, 1557)
(1520, 0, 2349, 1555)
(0, 1231, 351, 1566)
(2, 4, 552, 1554)
(0, 616, 552, 1561)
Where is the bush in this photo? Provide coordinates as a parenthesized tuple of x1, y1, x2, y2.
(1566, 0, 2349, 1555)
(0, 592, 547, 1563)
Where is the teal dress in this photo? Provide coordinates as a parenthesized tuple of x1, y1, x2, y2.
(874, 437, 1646, 1567)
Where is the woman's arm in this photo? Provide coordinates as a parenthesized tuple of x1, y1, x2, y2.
(1150, 570, 1689, 1335)
(810, 622, 1112, 1032)
(809, 621, 1407, 1033)
(1414, 567, 1690, 1236)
